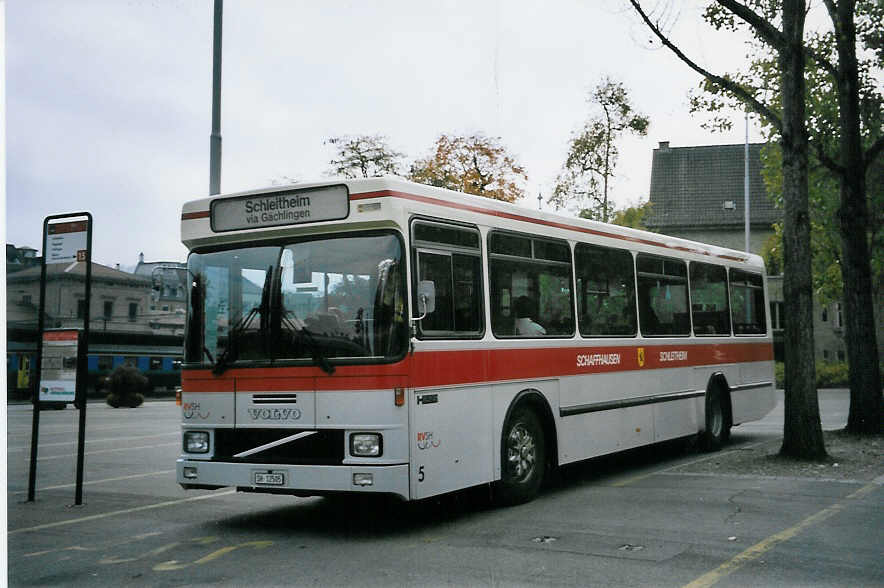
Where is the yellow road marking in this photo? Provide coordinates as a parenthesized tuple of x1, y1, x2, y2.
(683, 482, 879, 588)
(153, 541, 272, 571)
(8, 490, 236, 535)
(9, 470, 175, 495)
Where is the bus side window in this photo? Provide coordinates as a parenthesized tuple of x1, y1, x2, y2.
(729, 269, 766, 334)
(411, 220, 483, 338)
(636, 254, 690, 337)
(575, 243, 636, 337)
(689, 262, 731, 336)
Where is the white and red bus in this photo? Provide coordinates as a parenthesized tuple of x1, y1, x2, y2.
(177, 178, 775, 504)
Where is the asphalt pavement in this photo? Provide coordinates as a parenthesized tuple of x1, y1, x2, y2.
(6, 390, 883, 587)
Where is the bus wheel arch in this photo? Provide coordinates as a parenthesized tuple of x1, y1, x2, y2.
(495, 390, 557, 505)
(701, 374, 732, 451)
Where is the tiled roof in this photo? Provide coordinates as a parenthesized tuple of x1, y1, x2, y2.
(645, 143, 780, 229)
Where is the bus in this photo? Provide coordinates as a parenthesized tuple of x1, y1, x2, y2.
(177, 177, 775, 505)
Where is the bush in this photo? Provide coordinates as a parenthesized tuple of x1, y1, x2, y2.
(773, 361, 855, 389)
(105, 365, 146, 408)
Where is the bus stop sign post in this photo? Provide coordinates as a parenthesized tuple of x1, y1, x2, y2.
(27, 213, 93, 505)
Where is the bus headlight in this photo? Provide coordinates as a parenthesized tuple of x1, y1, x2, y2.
(184, 431, 210, 453)
(350, 433, 382, 457)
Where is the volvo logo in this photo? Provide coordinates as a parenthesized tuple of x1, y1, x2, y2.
(247, 408, 302, 421)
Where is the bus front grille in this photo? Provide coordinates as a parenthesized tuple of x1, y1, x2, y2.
(213, 428, 345, 465)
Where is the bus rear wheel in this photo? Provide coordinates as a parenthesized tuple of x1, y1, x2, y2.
(495, 407, 545, 505)
(701, 388, 730, 451)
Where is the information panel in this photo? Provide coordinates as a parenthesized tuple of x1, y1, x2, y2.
(44, 220, 88, 265)
(38, 330, 80, 403)
(211, 185, 349, 232)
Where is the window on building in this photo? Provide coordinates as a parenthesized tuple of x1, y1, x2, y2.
(636, 254, 690, 336)
(77, 299, 87, 319)
(833, 302, 843, 329)
(837, 349, 845, 362)
(823, 350, 830, 361)
(411, 221, 483, 337)
(690, 262, 731, 335)
(22, 294, 31, 304)
(574, 243, 636, 337)
(103, 301, 113, 320)
(489, 231, 574, 338)
(729, 269, 766, 334)
(128, 302, 138, 322)
(769, 301, 786, 330)
(821, 307, 828, 322)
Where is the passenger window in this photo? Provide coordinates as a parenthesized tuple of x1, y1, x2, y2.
(636, 254, 690, 336)
(412, 220, 483, 337)
(575, 244, 636, 337)
(489, 232, 574, 338)
(690, 263, 731, 336)
(730, 269, 766, 334)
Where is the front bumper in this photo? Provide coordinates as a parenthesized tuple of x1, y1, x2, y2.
(177, 458, 410, 499)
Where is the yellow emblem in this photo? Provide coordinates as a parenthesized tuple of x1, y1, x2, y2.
(637, 347, 645, 367)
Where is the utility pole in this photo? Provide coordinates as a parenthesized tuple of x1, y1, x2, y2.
(209, 0, 223, 196)
(744, 110, 750, 252)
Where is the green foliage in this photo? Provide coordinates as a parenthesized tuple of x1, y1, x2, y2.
(775, 361, 853, 389)
(105, 365, 146, 408)
(610, 199, 653, 229)
(550, 77, 649, 221)
(409, 134, 527, 202)
(325, 134, 404, 178)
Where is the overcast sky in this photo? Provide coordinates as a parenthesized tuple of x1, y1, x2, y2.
(6, 0, 762, 268)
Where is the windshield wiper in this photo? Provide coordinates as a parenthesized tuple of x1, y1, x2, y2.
(213, 268, 273, 375)
(280, 309, 335, 375)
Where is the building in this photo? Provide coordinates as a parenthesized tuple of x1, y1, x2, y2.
(644, 141, 869, 363)
(133, 252, 188, 337)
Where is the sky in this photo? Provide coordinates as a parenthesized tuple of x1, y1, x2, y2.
(5, 0, 764, 268)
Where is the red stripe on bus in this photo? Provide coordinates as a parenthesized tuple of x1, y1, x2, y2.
(181, 210, 210, 220)
(181, 342, 772, 393)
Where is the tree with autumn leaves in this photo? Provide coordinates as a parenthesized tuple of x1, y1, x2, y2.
(408, 134, 528, 203)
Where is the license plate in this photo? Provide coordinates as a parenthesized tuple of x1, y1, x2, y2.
(254, 472, 284, 485)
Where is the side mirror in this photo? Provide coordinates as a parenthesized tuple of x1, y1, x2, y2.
(416, 280, 436, 320)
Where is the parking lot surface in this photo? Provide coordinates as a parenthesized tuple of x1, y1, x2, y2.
(7, 392, 883, 587)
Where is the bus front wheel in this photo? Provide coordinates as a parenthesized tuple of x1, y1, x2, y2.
(496, 407, 545, 505)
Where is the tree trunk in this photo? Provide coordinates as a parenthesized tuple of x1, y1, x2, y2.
(779, 0, 827, 459)
(830, 0, 883, 435)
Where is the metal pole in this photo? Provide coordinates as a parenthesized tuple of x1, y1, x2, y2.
(744, 110, 750, 253)
(26, 219, 50, 502)
(209, 0, 223, 195)
(74, 213, 93, 505)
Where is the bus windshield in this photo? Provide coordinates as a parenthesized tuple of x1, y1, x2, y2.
(185, 232, 407, 370)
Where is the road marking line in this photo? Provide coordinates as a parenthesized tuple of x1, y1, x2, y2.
(32, 442, 178, 461)
(9, 470, 176, 495)
(683, 481, 879, 588)
(8, 490, 236, 535)
(610, 439, 777, 487)
(7, 432, 179, 452)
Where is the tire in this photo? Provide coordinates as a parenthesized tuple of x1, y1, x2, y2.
(495, 406, 545, 505)
(701, 388, 730, 451)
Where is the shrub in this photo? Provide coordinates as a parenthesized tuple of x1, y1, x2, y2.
(773, 361, 854, 389)
(105, 365, 146, 408)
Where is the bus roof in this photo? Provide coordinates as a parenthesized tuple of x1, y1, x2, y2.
(181, 177, 765, 269)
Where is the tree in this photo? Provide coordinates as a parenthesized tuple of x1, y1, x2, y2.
(691, 0, 883, 435)
(409, 134, 527, 202)
(630, 0, 826, 459)
(549, 78, 650, 222)
(610, 199, 654, 230)
(325, 134, 405, 178)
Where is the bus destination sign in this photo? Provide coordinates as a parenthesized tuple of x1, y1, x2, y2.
(211, 185, 349, 232)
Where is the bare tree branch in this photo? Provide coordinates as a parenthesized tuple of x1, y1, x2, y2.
(628, 0, 783, 133)
(717, 0, 786, 49)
